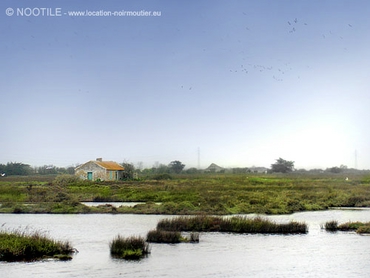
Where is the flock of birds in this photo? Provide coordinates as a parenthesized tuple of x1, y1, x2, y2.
(224, 16, 354, 83)
(178, 15, 354, 91)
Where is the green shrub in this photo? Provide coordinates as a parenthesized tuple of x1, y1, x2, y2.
(53, 175, 81, 186)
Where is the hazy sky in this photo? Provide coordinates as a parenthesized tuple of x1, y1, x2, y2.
(1, 0, 369, 170)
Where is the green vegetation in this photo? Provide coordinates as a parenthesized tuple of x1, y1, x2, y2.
(356, 225, 370, 234)
(324, 220, 339, 231)
(156, 215, 308, 234)
(1, 173, 370, 215)
(146, 229, 199, 243)
(271, 158, 295, 173)
(0, 162, 75, 176)
(324, 220, 370, 234)
(0, 228, 75, 261)
(168, 160, 185, 174)
(146, 229, 183, 243)
(109, 235, 150, 260)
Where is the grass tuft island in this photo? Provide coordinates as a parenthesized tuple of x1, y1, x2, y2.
(156, 215, 308, 234)
(0, 228, 76, 262)
(324, 220, 370, 234)
(109, 235, 150, 260)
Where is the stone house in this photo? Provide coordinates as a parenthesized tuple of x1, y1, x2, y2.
(205, 163, 224, 173)
(75, 158, 124, 181)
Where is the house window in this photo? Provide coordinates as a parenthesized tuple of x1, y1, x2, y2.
(87, 172, 93, 180)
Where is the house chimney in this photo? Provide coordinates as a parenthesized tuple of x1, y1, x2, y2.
(96, 158, 102, 162)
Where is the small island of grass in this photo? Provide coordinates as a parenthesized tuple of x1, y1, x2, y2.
(156, 215, 308, 234)
(324, 220, 370, 234)
(109, 235, 150, 260)
(0, 228, 75, 262)
(146, 229, 199, 243)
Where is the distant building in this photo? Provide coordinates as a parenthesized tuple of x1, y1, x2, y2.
(249, 167, 269, 174)
(75, 158, 124, 181)
(205, 163, 224, 173)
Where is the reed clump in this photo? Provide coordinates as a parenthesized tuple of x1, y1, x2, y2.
(356, 225, 370, 234)
(146, 229, 182, 243)
(0, 228, 75, 262)
(109, 235, 150, 260)
(324, 221, 370, 234)
(324, 220, 338, 232)
(337, 221, 364, 231)
(156, 216, 308, 234)
(146, 229, 200, 243)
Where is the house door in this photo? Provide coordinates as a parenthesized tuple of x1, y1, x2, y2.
(87, 172, 93, 180)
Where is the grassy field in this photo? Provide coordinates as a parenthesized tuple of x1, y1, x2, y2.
(0, 173, 369, 215)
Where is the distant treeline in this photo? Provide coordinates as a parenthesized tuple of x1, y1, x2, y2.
(0, 162, 75, 176)
(0, 161, 368, 177)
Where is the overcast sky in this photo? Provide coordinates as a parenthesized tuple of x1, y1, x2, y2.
(1, 0, 369, 170)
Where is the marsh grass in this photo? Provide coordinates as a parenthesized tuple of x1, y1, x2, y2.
(156, 216, 308, 234)
(324, 221, 370, 234)
(0, 227, 75, 261)
(338, 221, 364, 231)
(1, 173, 370, 215)
(146, 229, 182, 243)
(146, 229, 199, 243)
(109, 235, 150, 260)
(324, 220, 338, 232)
(356, 225, 370, 234)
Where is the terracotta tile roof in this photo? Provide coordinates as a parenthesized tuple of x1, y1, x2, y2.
(95, 161, 124, 170)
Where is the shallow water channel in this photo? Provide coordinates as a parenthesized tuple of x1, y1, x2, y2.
(1, 209, 370, 278)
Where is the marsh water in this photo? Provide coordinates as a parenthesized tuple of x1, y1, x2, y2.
(1, 209, 370, 278)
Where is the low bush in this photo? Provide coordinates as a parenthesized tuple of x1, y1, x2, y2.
(53, 175, 81, 186)
(109, 235, 150, 260)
